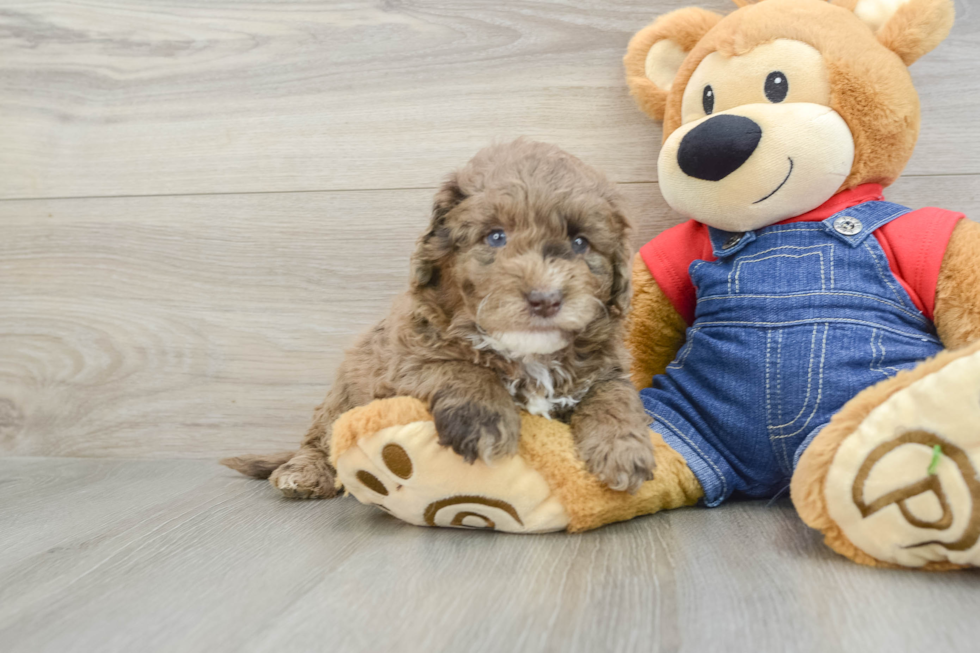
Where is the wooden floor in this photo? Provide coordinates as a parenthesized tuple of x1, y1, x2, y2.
(2, 1, 979, 651)
(1, 457, 978, 653)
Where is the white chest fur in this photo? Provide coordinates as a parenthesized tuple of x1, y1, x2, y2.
(505, 357, 582, 419)
(468, 331, 586, 419)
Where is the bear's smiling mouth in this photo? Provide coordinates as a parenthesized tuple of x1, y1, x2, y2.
(753, 157, 794, 204)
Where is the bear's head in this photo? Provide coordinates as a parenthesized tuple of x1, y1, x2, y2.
(624, 0, 954, 232)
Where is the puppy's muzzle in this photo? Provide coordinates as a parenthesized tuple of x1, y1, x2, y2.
(677, 114, 762, 181)
(526, 289, 563, 318)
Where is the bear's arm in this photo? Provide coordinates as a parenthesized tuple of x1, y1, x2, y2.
(626, 254, 688, 390)
(935, 219, 980, 348)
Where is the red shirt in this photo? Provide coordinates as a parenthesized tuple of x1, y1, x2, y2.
(639, 184, 964, 325)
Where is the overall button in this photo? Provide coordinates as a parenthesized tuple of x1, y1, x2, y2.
(833, 216, 863, 236)
(722, 233, 744, 250)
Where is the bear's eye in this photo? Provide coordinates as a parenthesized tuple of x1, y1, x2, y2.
(571, 235, 589, 254)
(485, 229, 507, 248)
(765, 71, 788, 103)
(702, 85, 715, 115)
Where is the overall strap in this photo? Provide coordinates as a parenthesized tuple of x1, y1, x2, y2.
(706, 227, 757, 258)
(821, 201, 912, 247)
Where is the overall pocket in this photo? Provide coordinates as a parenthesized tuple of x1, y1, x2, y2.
(766, 323, 830, 473)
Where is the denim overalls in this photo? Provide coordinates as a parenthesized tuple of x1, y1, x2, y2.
(639, 201, 944, 506)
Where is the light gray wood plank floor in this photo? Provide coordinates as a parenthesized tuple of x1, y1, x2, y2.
(1, 457, 978, 653)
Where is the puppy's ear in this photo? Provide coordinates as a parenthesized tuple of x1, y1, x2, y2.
(851, 0, 954, 65)
(607, 205, 634, 318)
(624, 8, 722, 122)
(411, 173, 466, 290)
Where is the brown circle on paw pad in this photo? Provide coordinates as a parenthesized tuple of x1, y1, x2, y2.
(382, 443, 413, 479)
(423, 495, 523, 529)
(356, 470, 388, 496)
(450, 512, 495, 529)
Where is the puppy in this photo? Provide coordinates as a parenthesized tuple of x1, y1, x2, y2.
(223, 139, 656, 497)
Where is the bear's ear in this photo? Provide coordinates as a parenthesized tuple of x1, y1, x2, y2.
(851, 0, 954, 65)
(624, 8, 723, 121)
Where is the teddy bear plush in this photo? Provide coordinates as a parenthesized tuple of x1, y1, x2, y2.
(323, 0, 980, 570)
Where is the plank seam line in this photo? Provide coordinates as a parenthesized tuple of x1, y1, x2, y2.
(0, 172, 974, 203)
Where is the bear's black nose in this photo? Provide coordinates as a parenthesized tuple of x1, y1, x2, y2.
(676, 114, 762, 181)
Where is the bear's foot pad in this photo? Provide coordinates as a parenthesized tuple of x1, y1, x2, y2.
(334, 419, 570, 533)
(825, 344, 980, 568)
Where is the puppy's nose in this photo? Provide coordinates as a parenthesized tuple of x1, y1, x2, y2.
(526, 290, 563, 318)
(677, 114, 762, 181)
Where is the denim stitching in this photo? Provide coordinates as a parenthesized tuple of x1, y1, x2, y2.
(734, 243, 827, 254)
(735, 253, 825, 294)
(755, 226, 824, 240)
(869, 329, 901, 377)
(667, 328, 699, 370)
(692, 318, 939, 342)
(771, 324, 828, 475)
(728, 245, 820, 293)
(729, 244, 831, 292)
(652, 411, 729, 497)
(877, 333, 900, 374)
(862, 241, 908, 306)
(830, 247, 835, 289)
(862, 240, 922, 315)
(863, 240, 904, 302)
(730, 244, 828, 270)
(765, 330, 773, 434)
(771, 324, 828, 443)
(696, 291, 928, 324)
(870, 328, 879, 375)
(776, 330, 784, 426)
(733, 249, 827, 293)
(769, 324, 819, 430)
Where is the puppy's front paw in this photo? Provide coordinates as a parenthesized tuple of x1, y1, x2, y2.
(431, 392, 521, 464)
(578, 426, 656, 494)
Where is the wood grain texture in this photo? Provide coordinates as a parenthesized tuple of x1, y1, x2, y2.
(0, 182, 671, 458)
(0, 0, 977, 200)
(1, 176, 977, 458)
(0, 457, 977, 653)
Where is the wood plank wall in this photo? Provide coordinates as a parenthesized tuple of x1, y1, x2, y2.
(1, 0, 977, 458)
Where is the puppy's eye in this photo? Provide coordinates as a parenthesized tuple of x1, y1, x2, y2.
(702, 85, 714, 115)
(485, 230, 507, 248)
(764, 71, 788, 103)
(571, 235, 589, 254)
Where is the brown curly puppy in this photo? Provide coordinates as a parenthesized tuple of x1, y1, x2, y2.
(222, 139, 656, 497)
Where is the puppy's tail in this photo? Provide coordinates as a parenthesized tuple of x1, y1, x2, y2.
(220, 451, 296, 479)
